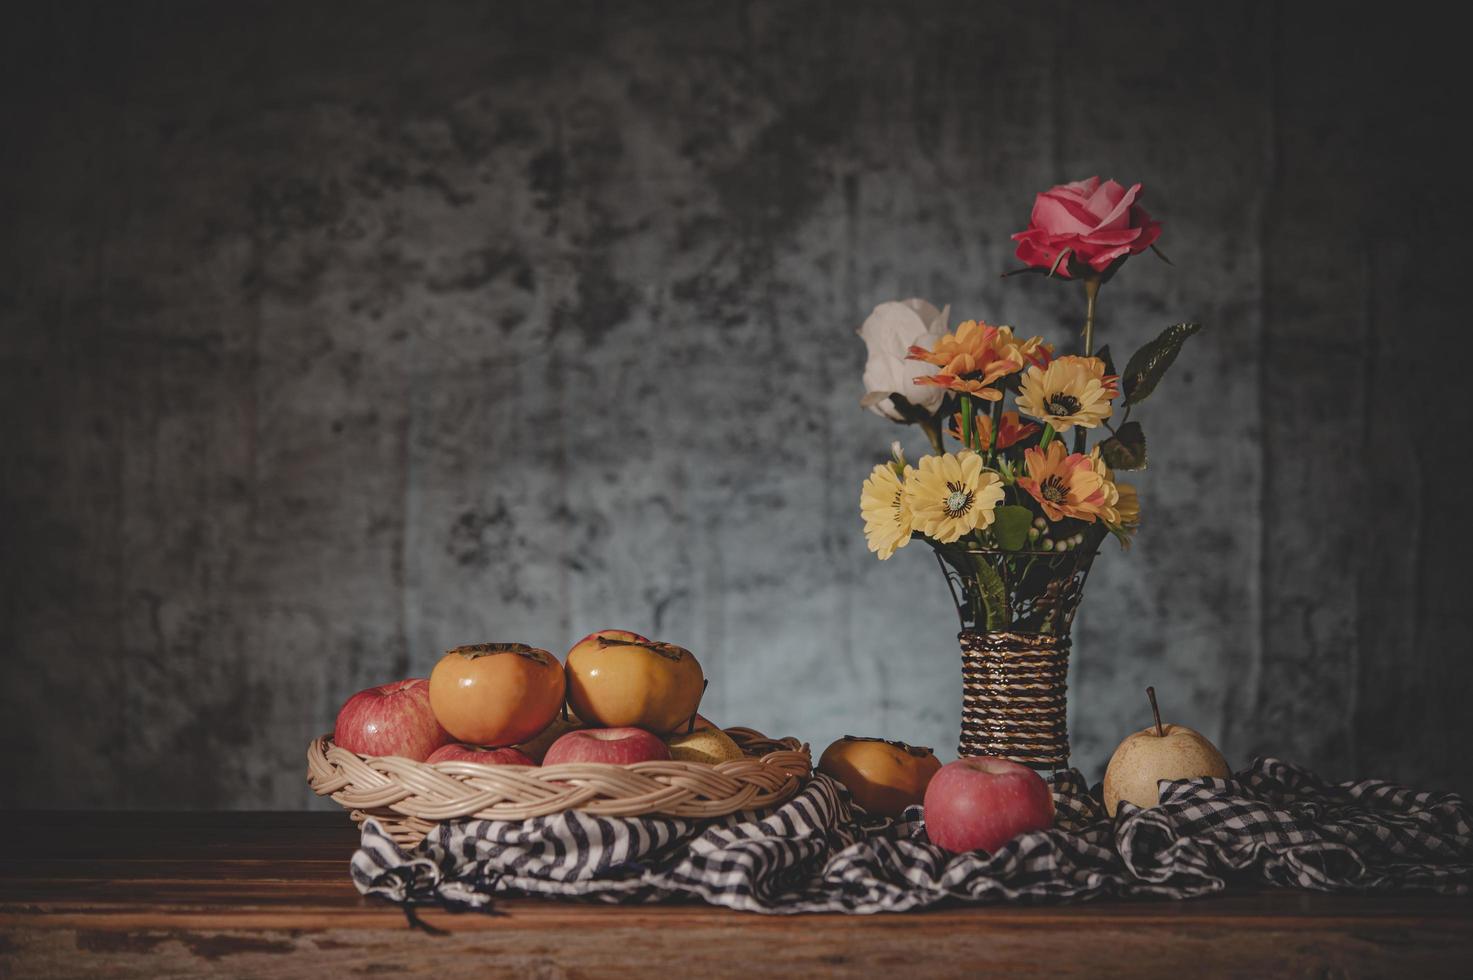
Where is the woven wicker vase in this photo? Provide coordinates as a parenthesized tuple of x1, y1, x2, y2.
(936, 545, 1097, 771)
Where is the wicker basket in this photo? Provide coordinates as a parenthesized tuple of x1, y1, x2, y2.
(307, 727, 811, 846)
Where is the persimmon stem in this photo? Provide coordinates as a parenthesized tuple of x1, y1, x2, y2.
(686, 679, 711, 734)
(1146, 686, 1165, 737)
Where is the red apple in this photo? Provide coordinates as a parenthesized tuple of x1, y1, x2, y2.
(542, 727, 671, 766)
(923, 757, 1055, 854)
(514, 711, 586, 763)
(333, 678, 451, 761)
(426, 743, 535, 766)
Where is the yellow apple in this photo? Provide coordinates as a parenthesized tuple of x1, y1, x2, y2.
(565, 638, 705, 733)
(666, 728, 745, 765)
(1103, 688, 1231, 816)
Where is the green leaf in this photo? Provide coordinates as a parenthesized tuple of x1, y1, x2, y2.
(1121, 322, 1202, 406)
(992, 505, 1034, 551)
(1094, 344, 1117, 379)
(1099, 421, 1147, 471)
(970, 555, 1009, 629)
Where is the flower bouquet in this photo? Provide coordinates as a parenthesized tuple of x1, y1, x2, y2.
(857, 178, 1201, 769)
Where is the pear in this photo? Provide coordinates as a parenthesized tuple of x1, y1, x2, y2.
(1102, 687, 1230, 816)
(666, 728, 745, 765)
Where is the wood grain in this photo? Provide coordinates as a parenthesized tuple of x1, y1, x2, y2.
(2, 812, 1470, 978)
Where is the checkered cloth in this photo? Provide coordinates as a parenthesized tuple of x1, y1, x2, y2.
(351, 757, 1473, 914)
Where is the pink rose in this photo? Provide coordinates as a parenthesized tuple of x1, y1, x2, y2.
(1011, 177, 1162, 279)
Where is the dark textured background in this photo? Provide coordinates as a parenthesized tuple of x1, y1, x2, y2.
(2, 2, 1468, 808)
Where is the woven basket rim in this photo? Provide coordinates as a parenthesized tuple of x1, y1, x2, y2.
(307, 725, 812, 846)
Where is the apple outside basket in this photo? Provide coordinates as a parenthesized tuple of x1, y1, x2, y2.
(936, 544, 1096, 771)
(307, 726, 811, 846)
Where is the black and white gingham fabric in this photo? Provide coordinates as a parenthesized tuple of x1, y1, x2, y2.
(351, 757, 1473, 914)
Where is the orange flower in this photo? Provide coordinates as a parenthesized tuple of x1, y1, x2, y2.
(921, 373, 1006, 400)
(1008, 334, 1055, 370)
(908, 321, 1038, 401)
(906, 319, 993, 369)
(947, 410, 1041, 450)
(1016, 440, 1114, 523)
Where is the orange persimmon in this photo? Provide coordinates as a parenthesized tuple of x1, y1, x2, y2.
(565, 638, 704, 733)
(428, 643, 566, 746)
(818, 736, 943, 818)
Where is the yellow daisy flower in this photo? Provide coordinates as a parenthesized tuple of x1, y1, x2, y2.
(1116, 483, 1141, 528)
(1016, 355, 1118, 431)
(1016, 440, 1113, 523)
(906, 451, 1005, 544)
(1090, 450, 1122, 526)
(860, 462, 913, 559)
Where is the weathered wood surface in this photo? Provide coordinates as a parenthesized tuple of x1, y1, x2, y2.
(2, 811, 1470, 978)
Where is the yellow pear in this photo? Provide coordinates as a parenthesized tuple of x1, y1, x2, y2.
(1102, 688, 1230, 816)
(666, 728, 745, 765)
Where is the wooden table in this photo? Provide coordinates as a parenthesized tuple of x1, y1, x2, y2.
(2, 811, 1469, 978)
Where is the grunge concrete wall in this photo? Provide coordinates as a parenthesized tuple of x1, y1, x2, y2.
(2, 1, 1467, 807)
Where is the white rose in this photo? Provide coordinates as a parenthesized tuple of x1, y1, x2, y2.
(857, 299, 950, 422)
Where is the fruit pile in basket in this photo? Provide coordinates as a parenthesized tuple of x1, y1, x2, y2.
(333, 629, 748, 768)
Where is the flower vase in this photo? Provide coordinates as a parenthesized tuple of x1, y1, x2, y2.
(935, 545, 1097, 770)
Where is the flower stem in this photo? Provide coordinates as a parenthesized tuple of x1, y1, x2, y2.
(1038, 421, 1056, 451)
(960, 394, 974, 453)
(988, 397, 1003, 459)
(1076, 277, 1102, 455)
(1082, 276, 1101, 357)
